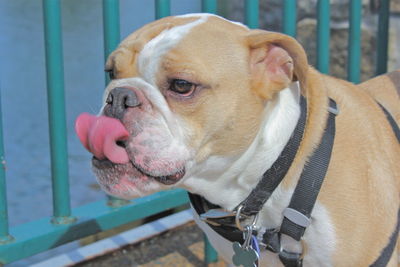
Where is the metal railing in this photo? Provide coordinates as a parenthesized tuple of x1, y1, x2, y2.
(0, 0, 392, 265)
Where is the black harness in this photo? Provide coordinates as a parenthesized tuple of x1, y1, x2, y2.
(190, 97, 400, 267)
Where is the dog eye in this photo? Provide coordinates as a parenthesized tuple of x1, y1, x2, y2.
(169, 79, 196, 95)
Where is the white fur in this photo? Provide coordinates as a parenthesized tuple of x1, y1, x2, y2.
(176, 13, 248, 29)
(103, 78, 187, 141)
(182, 82, 301, 209)
(137, 16, 208, 85)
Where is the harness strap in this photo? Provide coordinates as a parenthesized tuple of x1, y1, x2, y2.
(190, 99, 400, 267)
(238, 97, 307, 216)
(370, 209, 400, 267)
(190, 97, 337, 267)
(280, 99, 337, 241)
(188, 193, 244, 243)
(378, 103, 400, 141)
(261, 99, 337, 267)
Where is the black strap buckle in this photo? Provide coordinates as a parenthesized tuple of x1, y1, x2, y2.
(262, 228, 281, 253)
(262, 229, 306, 267)
(279, 249, 303, 267)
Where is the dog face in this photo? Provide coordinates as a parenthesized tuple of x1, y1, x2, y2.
(76, 14, 307, 199)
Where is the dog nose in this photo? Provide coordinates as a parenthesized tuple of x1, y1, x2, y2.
(105, 87, 140, 119)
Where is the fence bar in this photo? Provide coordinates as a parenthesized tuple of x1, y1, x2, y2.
(0, 189, 188, 264)
(283, 0, 297, 37)
(204, 234, 218, 263)
(245, 0, 259, 29)
(347, 0, 362, 83)
(316, 0, 330, 74)
(103, 0, 120, 84)
(155, 0, 170, 19)
(42, 0, 75, 224)
(201, 0, 217, 14)
(102, 0, 130, 207)
(0, 86, 13, 244)
(376, 0, 391, 76)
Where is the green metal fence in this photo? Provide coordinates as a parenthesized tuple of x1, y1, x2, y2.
(0, 0, 392, 265)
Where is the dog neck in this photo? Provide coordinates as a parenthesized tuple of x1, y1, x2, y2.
(181, 82, 301, 211)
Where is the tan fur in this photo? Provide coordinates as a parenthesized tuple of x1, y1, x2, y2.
(359, 70, 400, 124)
(318, 74, 400, 265)
(106, 15, 400, 265)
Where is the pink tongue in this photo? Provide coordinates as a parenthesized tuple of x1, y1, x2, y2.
(75, 113, 130, 164)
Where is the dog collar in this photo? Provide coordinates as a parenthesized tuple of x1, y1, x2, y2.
(189, 96, 338, 267)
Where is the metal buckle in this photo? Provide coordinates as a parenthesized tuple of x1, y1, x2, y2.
(260, 228, 281, 253)
(280, 237, 308, 260)
(235, 205, 259, 231)
(283, 208, 311, 228)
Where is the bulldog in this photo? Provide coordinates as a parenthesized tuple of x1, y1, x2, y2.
(75, 14, 400, 266)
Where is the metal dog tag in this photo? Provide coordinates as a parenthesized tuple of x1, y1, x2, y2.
(232, 226, 259, 267)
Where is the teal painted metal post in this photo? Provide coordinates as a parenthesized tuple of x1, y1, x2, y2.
(102, 0, 130, 207)
(202, 0, 217, 14)
(347, 0, 362, 83)
(376, 0, 391, 76)
(103, 0, 120, 84)
(0, 85, 13, 244)
(155, 0, 170, 19)
(283, 0, 297, 37)
(42, 0, 75, 224)
(245, 0, 259, 29)
(317, 0, 330, 74)
(204, 234, 218, 263)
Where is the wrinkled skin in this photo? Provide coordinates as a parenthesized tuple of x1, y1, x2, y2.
(76, 79, 193, 198)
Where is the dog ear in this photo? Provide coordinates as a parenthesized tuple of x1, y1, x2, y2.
(246, 30, 308, 99)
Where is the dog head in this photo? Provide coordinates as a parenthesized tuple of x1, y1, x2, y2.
(75, 14, 308, 200)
